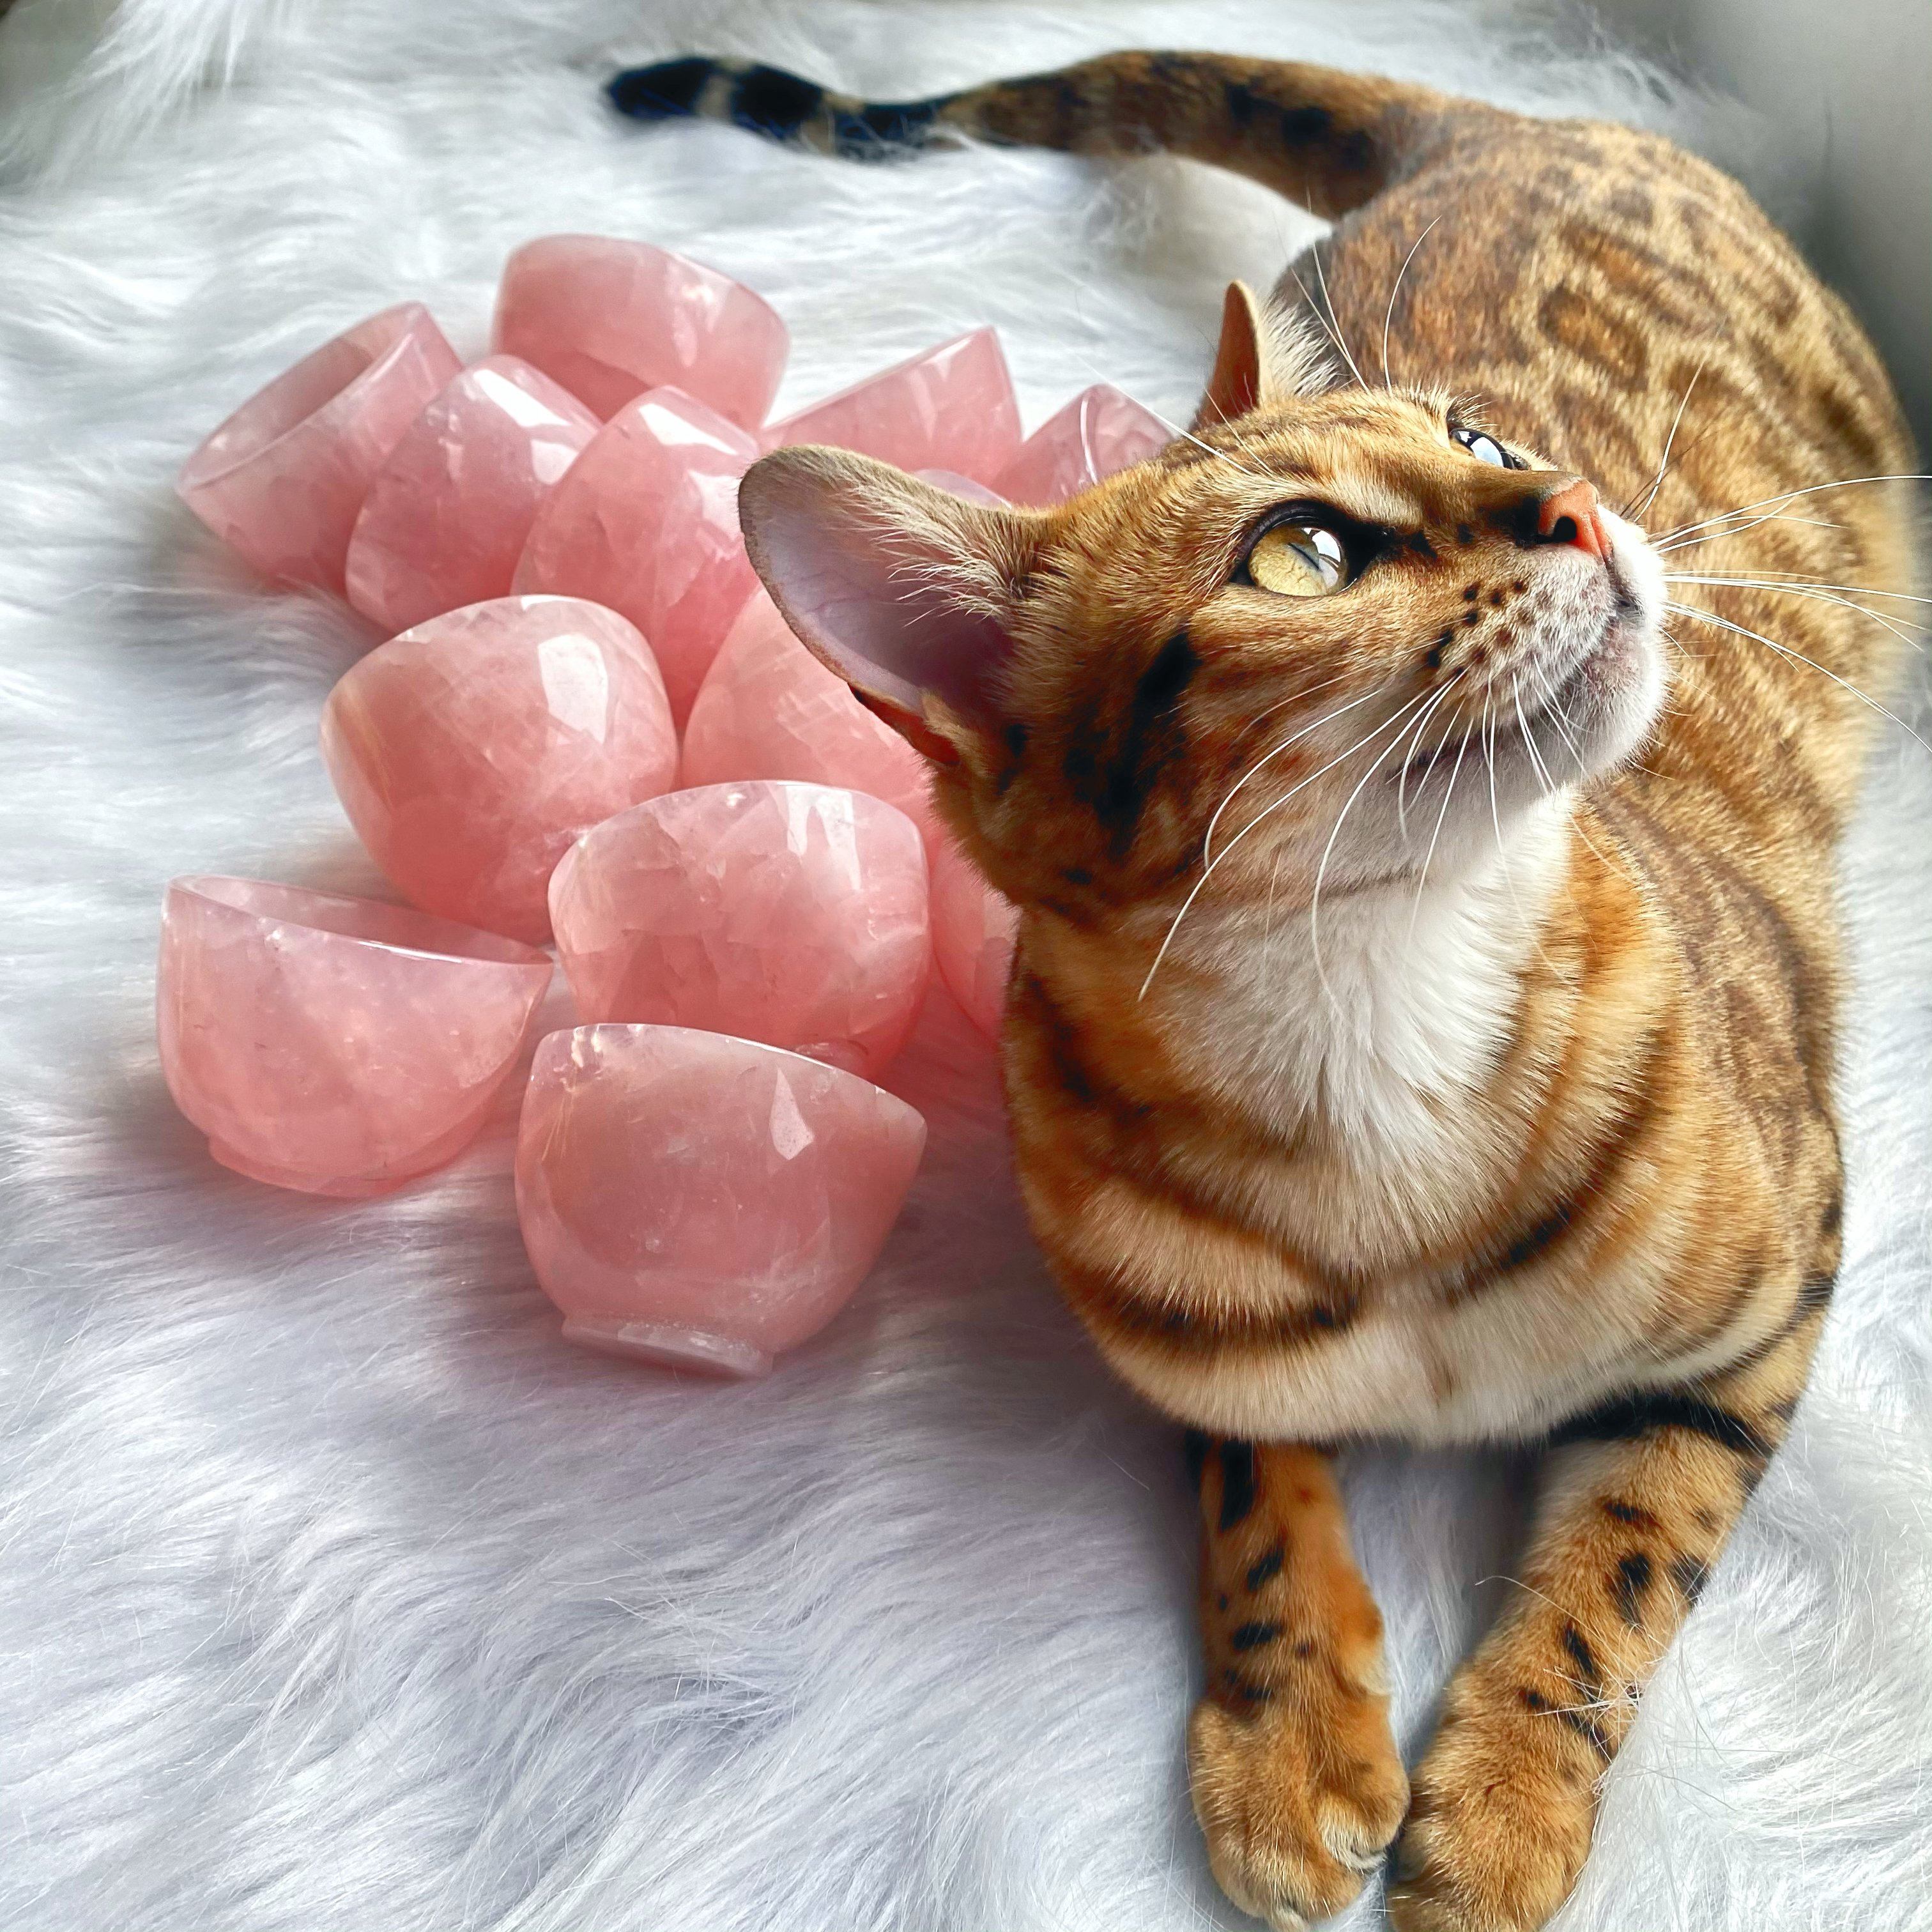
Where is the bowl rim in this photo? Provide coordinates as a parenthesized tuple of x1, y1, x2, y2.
(176, 302, 446, 494)
(166, 874, 553, 974)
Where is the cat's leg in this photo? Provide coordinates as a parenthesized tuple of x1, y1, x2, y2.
(1185, 1433, 1409, 1931)
(1386, 1327, 1815, 1932)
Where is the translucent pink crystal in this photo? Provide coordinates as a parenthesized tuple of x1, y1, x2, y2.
(765, 328, 1022, 484)
(994, 383, 1171, 505)
(343, 355, 601, 635)
(512, 387, 761, 723)
(550, 782, 930, 1080)
(516, 1025, 927, 1377)
(680, 591, 938, 848)
(319, 595, 677, 945)
(157, 877, 551, 1197)
(493, 234, 788, 427)
(929, 836, 1019, 1042)
(176, 303, 461, 593)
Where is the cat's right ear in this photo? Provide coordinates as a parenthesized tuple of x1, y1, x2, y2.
(1193, 279, 1333, 430)
(737, 446, 1041, 770)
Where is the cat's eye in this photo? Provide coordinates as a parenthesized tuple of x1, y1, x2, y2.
(1451, 424, 1524, 470)
(1243, 518, 1351, 597)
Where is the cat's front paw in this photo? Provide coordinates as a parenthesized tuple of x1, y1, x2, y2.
(1384, 1665, 1598, 1932)
(1188, 1683, 1408, 1930)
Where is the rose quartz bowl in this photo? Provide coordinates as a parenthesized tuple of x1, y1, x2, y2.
(493, 234, 788, 427)
(549, 781, 930, 1080)
(516, 1025, 927, 1377)
(929, 836, 1018, 1042)
(157, 877, 552, 1197)
(681, 590, 939, 848)
(176, 302, 461, 593)
(320, 595, 678, 944)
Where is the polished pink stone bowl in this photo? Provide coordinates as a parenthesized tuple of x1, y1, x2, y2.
(493, 234, 788, 427)
(158, 877, 552, 1197)
(176, 303, 461, 594)
(516, 1025, 927, 1377)
(549, 781, 930, 1080)
(680, 591, 938, 848)
(929, 836, 1019, 1043)
(344, 355, 601, 636)
(993, 382, 1170, 505)
(320, 596, 677, 944)
(765, 326, 1023, 484)
(512, 386, 761, 724)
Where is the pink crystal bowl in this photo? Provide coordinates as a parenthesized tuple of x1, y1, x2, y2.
(680, 591, 938, 848)
(764, 327, 1022, 484)
(344, 355, 601, 636)
(929, 836, 1019, 1043)
(493, 234, 788, 427)
(516, 1025, 928, 1377)
(549, 781, 930, 1080)
(512, 387, 762, 724)
(320, 596, 678, 944)
(176, 303, 462, 594)
(993, 382, 1170, 505)
(157, 877, 553, 1197)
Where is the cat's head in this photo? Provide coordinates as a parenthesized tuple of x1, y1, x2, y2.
(738, 282, 1666, 935)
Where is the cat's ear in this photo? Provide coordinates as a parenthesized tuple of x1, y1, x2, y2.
(1194, 279, 1333, 430)
(737, 447, 1039, 767)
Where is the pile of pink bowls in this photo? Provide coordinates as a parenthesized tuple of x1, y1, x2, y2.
(160, 233, 1168, 1376)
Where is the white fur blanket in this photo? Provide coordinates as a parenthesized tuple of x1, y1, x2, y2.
(1, 4, 1926, 1928)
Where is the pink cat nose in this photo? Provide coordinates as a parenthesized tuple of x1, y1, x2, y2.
(1537, 479, 1609, 560)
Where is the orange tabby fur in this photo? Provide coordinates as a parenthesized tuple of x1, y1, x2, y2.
(627, 47, 1919, 1932)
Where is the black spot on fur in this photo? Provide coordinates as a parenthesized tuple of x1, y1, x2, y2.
(1611, 1552, 1653, 1628)
(1456, 524, 1475, 546)
(1561, 1625, 1603, 1694)
(1797, 1271, 1835, 1316)
(1224, 80, 1262, 128)
(607, 56, 716, 119)
(1819, 1190, 1843, 1238)
(1427, 627, 1453, 669)
(1230, 1620, 1282, 1652)
(1245, 1545, 1285, 1591)
(1281, 103, 1333, 142)
(1603, 1499, 1660, 1532)
(1670, 1554, 1711, 1604)
(1184, 1427, 1210, 1491)
(1462, 583, 1480, 601)
(1462, 609, 1480, 627)
(1220, 1667, 1273, 1705)
(1218, 1439, 1257, 1532)
(729, 64, 824, 139)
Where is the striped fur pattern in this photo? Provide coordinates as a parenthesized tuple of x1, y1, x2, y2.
(622, 49, 1919, 1932)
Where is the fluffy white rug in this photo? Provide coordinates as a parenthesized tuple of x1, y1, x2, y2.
(1, 3, 1926, 1928)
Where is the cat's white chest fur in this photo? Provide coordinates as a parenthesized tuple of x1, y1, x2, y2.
(1177, 805, 1568, 1181)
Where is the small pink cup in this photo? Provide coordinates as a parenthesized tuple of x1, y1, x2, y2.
(176, 303, 461, 593)
(549, 781, 930, 1080)
(493, 234, 788, 427)
(516, 1025, 927, 1377)
(929, 836, 1018, 1042)
(158, 877, 552, 1197)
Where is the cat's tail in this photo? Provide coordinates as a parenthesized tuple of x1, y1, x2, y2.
(606, 50, 1478, 220)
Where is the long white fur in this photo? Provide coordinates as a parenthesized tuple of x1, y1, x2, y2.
(0, 3, 1926, 1929)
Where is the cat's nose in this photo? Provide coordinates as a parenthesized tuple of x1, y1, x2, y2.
(1535, 479, 1609, 560)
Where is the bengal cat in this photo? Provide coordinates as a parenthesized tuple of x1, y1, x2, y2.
(611, 48, 1920, 1932)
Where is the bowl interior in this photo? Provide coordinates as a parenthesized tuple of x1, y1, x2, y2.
(178, 305, 425, 489)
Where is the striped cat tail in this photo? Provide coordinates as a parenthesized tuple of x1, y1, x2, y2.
(607, 51, 1473, 219)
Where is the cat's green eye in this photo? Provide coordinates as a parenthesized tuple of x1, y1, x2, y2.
(1245, 520, 1350, 597)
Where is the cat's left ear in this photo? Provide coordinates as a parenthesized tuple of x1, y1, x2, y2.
(738, 447, 1040, 767)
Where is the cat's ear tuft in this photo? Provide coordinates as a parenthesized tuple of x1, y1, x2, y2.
(737, 447, 1038, 765)
(1194, 279, 1338, 431)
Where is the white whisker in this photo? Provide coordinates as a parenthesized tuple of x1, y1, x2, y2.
(1202, 682, 1381, 864)
(1650, 473, 1932, 549)
(1662, 601, 1932, 758)
(1409, 720, 1473, 939)
(1379, 216, 1441, 389)
(1138, 690, 1434, 1000)
(1629, 355, 1708, 522)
